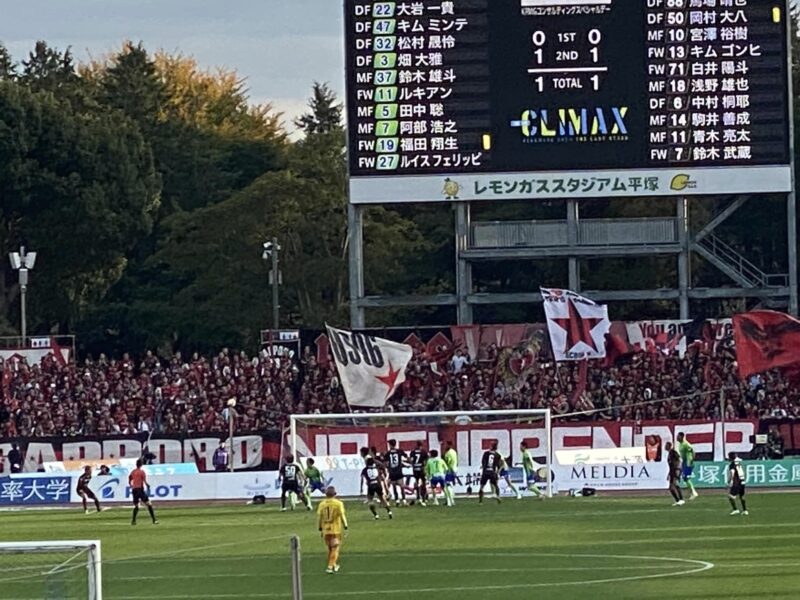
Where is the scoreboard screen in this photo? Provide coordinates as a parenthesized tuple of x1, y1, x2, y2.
(345, 0, 792, 204)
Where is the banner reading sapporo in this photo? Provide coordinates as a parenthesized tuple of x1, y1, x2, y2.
(693, 460, 800, 488)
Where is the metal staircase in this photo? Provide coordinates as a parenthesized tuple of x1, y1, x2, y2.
(693, 233, 789, 289)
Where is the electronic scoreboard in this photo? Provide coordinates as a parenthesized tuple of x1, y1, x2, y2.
(345, 0, 791, 203)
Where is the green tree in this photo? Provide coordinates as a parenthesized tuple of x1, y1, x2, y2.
(93, 83, 432, 350)
(19, 41, 79, 94)
(0, 42, 15, 80)
(294, 82, 341, 135)
(0, 80, 160, 333)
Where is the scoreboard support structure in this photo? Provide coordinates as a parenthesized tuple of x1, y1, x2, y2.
(348, 194, 797, 328)
(344, 0, 797, 325)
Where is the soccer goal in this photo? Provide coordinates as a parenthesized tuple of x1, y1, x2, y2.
(289, 409, 553, 498)
(0, 540, 102, 600)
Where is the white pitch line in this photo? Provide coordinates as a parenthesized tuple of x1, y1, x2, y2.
(558, 532, 800, 546)
(106, 552, 714, 599)
(101, 534, 292, 565)
(111, 594, 284, 599)
(715, 563, 800, 569)
(587, 521, 800, 534)
(110, 565, 679, 581)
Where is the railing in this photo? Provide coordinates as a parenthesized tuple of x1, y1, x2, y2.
(471, 217, 678, 248)
(694, 234, 789, 288)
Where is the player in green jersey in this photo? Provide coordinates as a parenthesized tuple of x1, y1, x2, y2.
(676, 432, 699, 499)
(443, 441, 458, 507)
(425, 450, 449, 506)
(520, 441, 545, 498)
(304, 458, 325, 508)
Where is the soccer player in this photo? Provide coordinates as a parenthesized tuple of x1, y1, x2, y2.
(318, 486, 348, 574)
(76, 465, 102, 514)
(425, 449, 448, 506)
(304, 458, 326, 508)
(479, 442, 502, 504)
(727, 452, 748, 516)
(665, 441, 685, 506)
(409, 441, 429, 505)
(129, 459, 158, 525)
(520, 441, 544, 499)
(369, 446, 391, 499)
(280, 454, 311, 512)
(385, 439, 408, 506)
(361, 457, 393, 519)
(443, 441, 458, 507)
(676, 432, 699, 499)
(499, 455, 522, 500)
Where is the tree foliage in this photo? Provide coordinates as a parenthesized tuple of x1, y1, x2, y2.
(0, 79, 159, 332)
(3, 31, 800, 351)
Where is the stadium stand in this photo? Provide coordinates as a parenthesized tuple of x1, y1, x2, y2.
(0, 341, 797, 438)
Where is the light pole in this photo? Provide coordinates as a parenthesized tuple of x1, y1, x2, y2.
(8, 246, 37, 347)
(262, 238, 281, 330)
(226, 398, 237, 473)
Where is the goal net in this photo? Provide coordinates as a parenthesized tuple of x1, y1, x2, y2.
(290, 409, 552, 498)
(0, 540, 102, 600)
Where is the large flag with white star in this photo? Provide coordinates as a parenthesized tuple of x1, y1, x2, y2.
(325, 325, 413, 408)
(540, 288, 611, 362)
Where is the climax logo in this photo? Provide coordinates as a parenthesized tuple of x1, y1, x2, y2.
(670, 174, 697, 191)
(99, 478, 120, 499)
(510, 107, 629, 141)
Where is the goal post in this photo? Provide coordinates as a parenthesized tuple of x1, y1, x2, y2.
(0, 540, 102, 600)
(289, 409, 553, 498)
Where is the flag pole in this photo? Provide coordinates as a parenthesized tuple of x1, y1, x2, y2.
(720, 388, 726, 461)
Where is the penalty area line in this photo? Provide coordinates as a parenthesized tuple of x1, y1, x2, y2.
(111, 564, 680, 581)
(108, 552, 714, 598)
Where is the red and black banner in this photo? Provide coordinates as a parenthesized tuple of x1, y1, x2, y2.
(733, 310, 800, 378)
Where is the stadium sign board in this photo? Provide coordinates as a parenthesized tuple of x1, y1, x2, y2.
(693, 459, 800, 488)
(0, 476, 72, 506)
(345, 0, 791, 203)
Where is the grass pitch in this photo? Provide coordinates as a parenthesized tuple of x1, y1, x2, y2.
(1, 492, 799, 599)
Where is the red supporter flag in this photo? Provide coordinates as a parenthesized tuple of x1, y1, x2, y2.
(732, 310, 800, 378)
(603, 331, 639, 367)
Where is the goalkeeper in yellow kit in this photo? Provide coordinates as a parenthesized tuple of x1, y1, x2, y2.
(317, 486, 348, 574)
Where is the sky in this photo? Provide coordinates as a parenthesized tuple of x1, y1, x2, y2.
(0, 0, 346, 136)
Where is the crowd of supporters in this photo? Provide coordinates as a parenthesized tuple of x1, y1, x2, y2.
(0, 341, 797, 439)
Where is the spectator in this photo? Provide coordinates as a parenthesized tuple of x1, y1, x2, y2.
(450, 349, 469, 374)
(213, 441, 229, 472)
(7, 442, 22, 473)
(0, 337, 797, 438)
(767, 426, 785, 459)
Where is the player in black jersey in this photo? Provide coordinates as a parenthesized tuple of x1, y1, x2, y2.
(360, 457, 393, 519)
(409, 441, 429, 505)
(478, 442, 502, 504)
(76, 465, 102, 514)
(385, 439, 409, 506)
(369, 445, 391, 498)
(665, 442, 685, 506)
(727, 452, 748, 516)
(280, 454, 311, 512)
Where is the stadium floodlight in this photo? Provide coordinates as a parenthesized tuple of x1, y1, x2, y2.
(0, 540, 102, 599)
(261, 237, 281, 329)
(8, 245, 36, 347)
(290, 408, 553, 498)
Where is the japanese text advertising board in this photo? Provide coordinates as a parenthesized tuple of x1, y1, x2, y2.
(345, 0, 791, 204)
